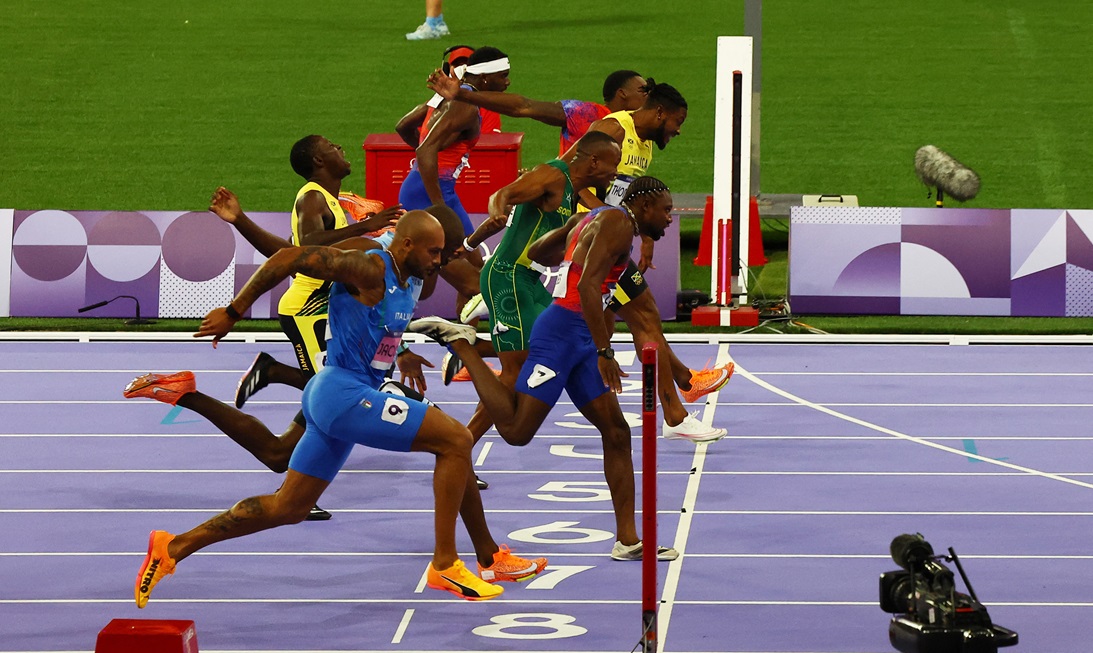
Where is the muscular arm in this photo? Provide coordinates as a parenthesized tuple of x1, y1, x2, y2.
(396, 103, 429, 148)
(416, 101, 480, 207)
(576, 212, 632, 352)
(527, 212, 583, 268)
(293, 190, 400, 246)
(209, 186, 292, 257)
(467, 164, 564, 248)
(428, 73, 566, 126)
(196, 246, 385, 345)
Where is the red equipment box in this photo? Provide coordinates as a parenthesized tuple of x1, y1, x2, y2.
(95, 619, 198, 653)
(362, 133, 523, 213)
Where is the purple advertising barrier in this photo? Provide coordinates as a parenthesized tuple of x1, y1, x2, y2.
(789, 206, 1093, 317)
(7, 208, 680, 320)
(9, 209, 291, 318)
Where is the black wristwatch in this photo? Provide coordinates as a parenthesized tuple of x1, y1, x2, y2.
(597, 346, 614, 360)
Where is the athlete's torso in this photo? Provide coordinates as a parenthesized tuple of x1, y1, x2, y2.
(278, 182, 349, 315)
(417, 84, 488, 178)
(492, 159, 575, 269)
(324, 249, 423, 387)
(602, 110, 653, 206)
(552, 206, 633, 312)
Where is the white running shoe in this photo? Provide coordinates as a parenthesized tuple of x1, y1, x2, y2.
(459, 293, 490, 324)
(408, 316, 477, 347)
(662, 412, 727, 443)
(611, 541, 679, 561)
(405, 21, 449, 40)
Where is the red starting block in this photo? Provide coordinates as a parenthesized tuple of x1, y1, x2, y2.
(95, 619, 198, 653)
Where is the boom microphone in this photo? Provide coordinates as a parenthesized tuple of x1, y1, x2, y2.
(914, 145, 980, 204)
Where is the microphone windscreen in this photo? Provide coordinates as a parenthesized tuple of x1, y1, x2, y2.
(914, 145, 980, 202)
(890, 533, 933, 570)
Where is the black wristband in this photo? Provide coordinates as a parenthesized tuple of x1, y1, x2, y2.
(225, 303, 242, 320)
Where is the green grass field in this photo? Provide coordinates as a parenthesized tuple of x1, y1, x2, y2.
(2, 1, 1091, 333)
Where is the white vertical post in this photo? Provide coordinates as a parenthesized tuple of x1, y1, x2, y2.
(712, 37, 753, 308)
(0, 209, 12, 318)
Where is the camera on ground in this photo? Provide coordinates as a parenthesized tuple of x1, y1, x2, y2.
(879, 533, 1018, 653)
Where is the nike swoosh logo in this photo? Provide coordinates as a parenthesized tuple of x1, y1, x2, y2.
(152, 387, 172, 394)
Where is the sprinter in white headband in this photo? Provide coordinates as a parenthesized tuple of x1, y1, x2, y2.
(460, 46, 511, 95)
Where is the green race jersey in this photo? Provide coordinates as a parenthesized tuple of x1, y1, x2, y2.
(490, 159, 575, 269)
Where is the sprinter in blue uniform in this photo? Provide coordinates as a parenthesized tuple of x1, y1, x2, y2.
(131, 210, 544, 608)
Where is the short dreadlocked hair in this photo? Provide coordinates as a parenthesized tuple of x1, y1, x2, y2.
(641, 79, 688, 112)
(621, 176, 671, 204)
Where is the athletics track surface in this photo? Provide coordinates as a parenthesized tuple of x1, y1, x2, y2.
(1, 335, 1090, 652)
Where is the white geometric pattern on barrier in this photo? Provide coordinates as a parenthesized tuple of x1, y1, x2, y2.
(158, 259, 235, 318)
(793, 206, 900, 225)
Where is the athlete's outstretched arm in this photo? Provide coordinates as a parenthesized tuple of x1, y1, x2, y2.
(209, 187, 292, 258)
(295, 190, 402, 247)
(210, 187, 385, 257)
(427, 71, 566, 127)
(196, 247, 384, 345)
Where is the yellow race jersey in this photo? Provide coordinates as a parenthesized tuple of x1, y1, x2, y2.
(602, 110, 653, 206)
(276, 182, 348, 316)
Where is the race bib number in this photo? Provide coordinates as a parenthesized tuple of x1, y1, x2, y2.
(604, 174, 635, 207)
(371, 332, 402, 370)
(551, 261, 572, 299)
(380, 396, 410, 425)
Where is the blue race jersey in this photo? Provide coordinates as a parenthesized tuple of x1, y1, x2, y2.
(324, 249, 422, 387)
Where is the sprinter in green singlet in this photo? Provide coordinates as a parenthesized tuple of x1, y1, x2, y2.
(457, 131, 621, 444)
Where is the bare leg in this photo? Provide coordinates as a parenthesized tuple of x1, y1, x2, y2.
(613, 293, 691, 426)
(449, 339, 551, 445)
(408, 406, 475, 569)
(175, 392, 301, 472)
(264, 360, 309, 390)
(466, 349, 528, 444)
(426, 0, 443, 18)
(167, 469, 328, 562)
(577, 391, 639, 545)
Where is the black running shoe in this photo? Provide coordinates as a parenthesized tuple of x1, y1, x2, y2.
(235, 352, 275, 408)
(442, 352, 463, 386)
(476, 474, 489, 490)
(306, 505, 332, 521)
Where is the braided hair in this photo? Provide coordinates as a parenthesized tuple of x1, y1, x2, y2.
(621, 176, 671, 205)
(640, 78, 688, 111)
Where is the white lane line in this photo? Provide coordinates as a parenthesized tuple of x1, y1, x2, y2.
(475, 441, 493, 467)
(735, 362, 1093, 491)
(657, 341, 733, 653)
(391, 608, 414, 644)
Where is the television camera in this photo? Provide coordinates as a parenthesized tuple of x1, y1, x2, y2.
(879, 533, 1017, 653)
